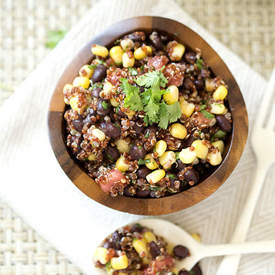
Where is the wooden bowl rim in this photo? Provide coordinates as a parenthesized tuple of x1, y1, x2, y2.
(47, 16, 248, 215)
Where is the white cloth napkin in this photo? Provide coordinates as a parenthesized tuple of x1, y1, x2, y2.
(1, 0, 275, 274)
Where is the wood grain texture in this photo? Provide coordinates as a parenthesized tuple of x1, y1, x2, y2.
(48, 16, 248, 215)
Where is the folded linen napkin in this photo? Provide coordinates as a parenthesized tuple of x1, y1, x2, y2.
(1, 0, 274, 274)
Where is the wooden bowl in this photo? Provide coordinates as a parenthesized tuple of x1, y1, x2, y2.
(48, 16, 248, 215)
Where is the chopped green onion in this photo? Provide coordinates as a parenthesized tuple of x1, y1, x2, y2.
(200, 109, 215, 119)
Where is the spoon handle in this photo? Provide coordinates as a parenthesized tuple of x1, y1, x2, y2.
(205, 240, 275, 258)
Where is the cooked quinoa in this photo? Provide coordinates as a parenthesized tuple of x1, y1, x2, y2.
(94, 223, 202, 275)
(63, 30, 232, 198)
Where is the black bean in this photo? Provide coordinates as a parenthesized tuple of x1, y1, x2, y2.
(190, 264, 203, 275)
(183, 135, 195, 147)
(72, 119, 83, 132)
(91, 87, 101, 98)
(133, 122, 144, 134)
(183, 78, 194, 90)
(136, 189, 150, 198)
(185, 51, 197, 64)
(111, 231, 122, 250)
(91, 64, 107, 83)
(103, 241, 113, 249)
(123, 186, 134, 197)
(149, 241, 161, 258)
(105, 146, 119, 162)
(137, 167, 151, 178)
(129, 144, 146, 160)
(184, 168, 199, 184)
(97, 99, 111, 116)
(173, 245, 190, 259)
(99, 121, 107, 132)
(106, 123, 121, 138)
(195, 78, 204, 90)
(149, 31, 164, 50)
(176, 159, 186, 171)
(160, 34, 168, 42)
(216, 115, 232, 132)
(130, 223, 143, 233)
(127, 31, 145, 42)
(200, 68, 210, 78)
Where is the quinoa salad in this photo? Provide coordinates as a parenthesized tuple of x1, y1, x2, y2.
(63, 30, 232, 198)
(94, 223, 202, 275)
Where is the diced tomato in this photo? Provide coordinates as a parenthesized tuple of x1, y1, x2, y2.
(143, 256, 175, 275)
(190, 111, 214, 129)
(100, 169, 126, 193)
(147, 56, 169, 70)
(163, 63, 184, 87)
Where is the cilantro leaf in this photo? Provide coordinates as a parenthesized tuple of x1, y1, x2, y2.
(121, 78, 143, 111)
(145, 99, 159, 123)
(136, 70, 168, 88)
(45, 30, 67, 49)
(158, 102, 181, 129)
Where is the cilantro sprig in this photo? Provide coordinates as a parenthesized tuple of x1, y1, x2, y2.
(121, 78, 143, 111)
(120, 70, 181, 129)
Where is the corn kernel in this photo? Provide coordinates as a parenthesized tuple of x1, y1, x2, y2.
(110, 46, 123, 65)
(111, 255, 129, 270)
(125, 109, 135, 119)
(170, 43, 185, 61)
(159, 151, 176, 170)
(179, 147, 197, 164)
(172, 267, 179, 274)
(213, 85, 228, 101)
(116, 155, 129, 172)
(69, 95, 87, 114)
(92, 128, 105, 141)
(166, 243, 174, 255)
(143, 231, 157, 243)
(145, 46, 153, 56)
(154, 140, 167, 157)
(205, 78, 216, 92)
(170, 123, 187, 139)
(73, 76, 90, 89)
(191, 233, 201, 242)
(145, 154, 158, 170)
(163, 85, 179, 105)
(122, 52, 135, 68)
(191, 140, 208, 159)
(146, 169, 165, 184)
(207, 150, 222, 166)
(94, 247, 108, 264)
(115, 139, 130, 153)
(210, 103, 226, 114)
(102, 81, 113, 97)
(133, 239, 148, 257)
(212, 140, 225, 154)
(110, 97, 119, 107)
(142, 257, 150, 265)
(179, 97, 195, 117)
(120, 38, 134, 51)
(79, 65, 94, 78)
(134, 47, 147, 60)
(88, 153, 96, 161)
(91, 44, 109, 58)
